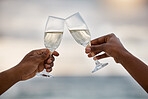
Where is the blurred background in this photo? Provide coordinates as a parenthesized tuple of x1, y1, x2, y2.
(0, 0, 148, 98)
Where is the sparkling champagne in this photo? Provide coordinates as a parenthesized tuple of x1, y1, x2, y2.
(44, 32, 63, 53)
(69, 29, 91, 47)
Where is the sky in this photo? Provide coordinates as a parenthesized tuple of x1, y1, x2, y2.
(0, 0, 148, 76)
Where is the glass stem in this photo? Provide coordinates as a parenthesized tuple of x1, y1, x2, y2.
(86, 41, 108, 73)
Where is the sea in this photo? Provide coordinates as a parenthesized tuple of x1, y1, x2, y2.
(1, 76, 148, 99)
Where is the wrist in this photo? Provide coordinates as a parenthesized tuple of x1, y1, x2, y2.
(10, 65, 22, 82)
(114, 48, 131, 64)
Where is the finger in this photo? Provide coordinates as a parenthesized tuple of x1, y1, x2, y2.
(90, 44, 106, 52)
(45, 63, 54, 69)
(52, 51, 59, 56)
(87, 50, 102, 57)
(93, 53, 109, 60)
(50, 55, 55, 61)
(46, 68, 52, 72)
(91, 33, 115, 45)
(46, 56, 55, 64)
(44, 51, 58, 64)
(46, 59, 52, 64)
(85, 45, 91, 53)
(38, 49, 51, 59)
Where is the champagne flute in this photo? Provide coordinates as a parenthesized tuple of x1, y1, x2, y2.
(65, 12, 108, 73)
(38, 16, 64, 77)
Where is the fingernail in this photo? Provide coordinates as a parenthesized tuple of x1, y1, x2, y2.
(91, 52, 95, 57)
(46, 69, 50, 72)
(86, 48, 91, 52)
(93, 57, 97, 60)
(48, 59, 52, 63)
(47, 69, 50, 72)
(88, 54, 92, 57)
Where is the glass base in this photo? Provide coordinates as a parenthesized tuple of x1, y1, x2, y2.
(92, 61, 108, 73)
(36, 70, 53, 78)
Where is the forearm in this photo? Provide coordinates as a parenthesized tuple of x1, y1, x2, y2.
(0, 66, 20, 95)
(117, 50, 148, 93)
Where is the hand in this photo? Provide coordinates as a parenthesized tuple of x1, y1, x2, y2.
(15, 49, 59, 81)
(85, 33, 128, 63)
(85, 33, 148, 93)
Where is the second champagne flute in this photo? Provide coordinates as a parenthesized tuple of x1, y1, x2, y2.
(66, 12, 108, 73)
(38, 16, 64, 77)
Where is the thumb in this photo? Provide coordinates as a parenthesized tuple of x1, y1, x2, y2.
(31, 49, 51, 62)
